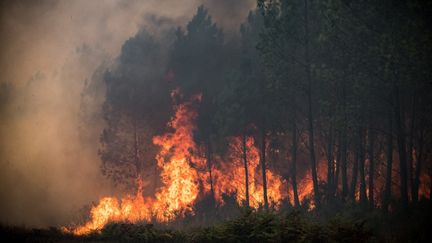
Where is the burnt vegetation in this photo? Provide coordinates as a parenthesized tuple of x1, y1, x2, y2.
(2, 0, 432, 242)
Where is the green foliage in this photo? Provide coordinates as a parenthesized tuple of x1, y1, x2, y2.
(327, 218, 373, 243)
(4, 204, 432, 242)
(100, 222, 186, 242)
(187, 209, 376, 243)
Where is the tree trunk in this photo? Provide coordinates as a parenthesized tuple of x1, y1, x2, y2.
(327, 124, 334, 198)
(304, 0, 320, 208)
(341, 129, 348, 200)
(430, 168, 432, 203)
(349, 128, 361, 201)
(291, 116, 300, 207)
(133, 115, 141, 176)
(350, 141, 360, 201)
(412, 105, 425, 203)
(412, 133, 423, 203)
(206, 138, 215, 200)
(368, 126, 375, 208)
(242, 134, 250, 207)
(359, 127, 367, 204)
(341, 74, 349, 200)
(394, 85, 409, 209)
(334, 132, 342, 196)
(382, 108, 393, 212)
(260, 127, 269, 210)
(408, 96, 416, 201)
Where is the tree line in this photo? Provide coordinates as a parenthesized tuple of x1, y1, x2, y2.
(85, 0, 432, 211)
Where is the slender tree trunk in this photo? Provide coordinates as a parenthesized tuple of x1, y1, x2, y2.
(412, 133, 423, 203)
(382, 107, 394, 212)
(368, 126, 375, 208)
(242, 134, 250, 207)
(341, 129, 348, 200)
(351, 127, 364, 202)
(359, 127, 367, 204)
(408, 96, 416, 201)
(327, 124, 334, 198)
(341, 76, 349, 200)
(394, 86, 409, 209)
(350, 129, 359, 201)
(412, 106, 425, 203)
(304, 0, 320, 208)
(206, 138, 215, 200)
(429, 168, 432, 202)
(133, 115, 141, 176)
(260, 127, 269, 210)
(334, 132, 342, 196)
(291, 115, 300, 207)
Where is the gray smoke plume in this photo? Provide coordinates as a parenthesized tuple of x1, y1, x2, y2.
(0, 0, 254, 227)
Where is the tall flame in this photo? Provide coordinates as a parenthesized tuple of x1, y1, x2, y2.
(68, 92, 204, 234)
(151, 93, 204, 221)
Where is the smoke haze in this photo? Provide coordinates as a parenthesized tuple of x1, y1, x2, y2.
(0, 0, 254, 227)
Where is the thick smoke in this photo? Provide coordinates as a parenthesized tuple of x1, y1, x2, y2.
(205, 0, 256, 34)
(0, 0, 254, 227)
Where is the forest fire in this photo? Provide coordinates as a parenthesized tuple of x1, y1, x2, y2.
(2, 1, 432, 242)
(70, 177, 151, 235)
(67, 92, 205, 234)
(213, 136, 284, 208)
(294, 175, 315, 208)
(66, 92, 291, 235)
(151, 93, 204, 221)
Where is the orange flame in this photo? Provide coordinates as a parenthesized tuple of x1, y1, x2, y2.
(151, 93, 205, 221)
(287, 160, 328, 209)
(63, 85, 432, 235)
(68, 92, 204, 235)
(67, 90, 324, 235)
(213, 136, 284, 208)
(70, 177, 152, 235)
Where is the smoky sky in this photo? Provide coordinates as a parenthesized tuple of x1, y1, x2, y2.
(0, 0, 254, 227)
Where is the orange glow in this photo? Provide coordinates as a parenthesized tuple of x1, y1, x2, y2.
(419, 174, 431, 199)
(213, 136, 284, 208)
(151, 93, 205, 221)
(70, 177, 152, 235)
(287, 161, 328, 209)
(67, 92, 205, 235)
(66, 91, 328, 235)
